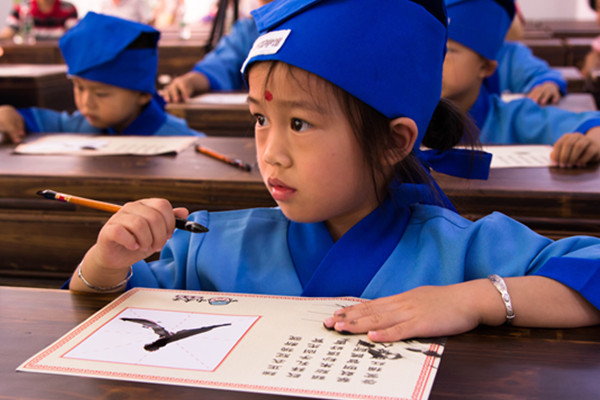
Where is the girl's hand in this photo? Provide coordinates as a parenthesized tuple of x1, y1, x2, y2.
(526, 82, 561, 105)
(323, 280, 506, 342)
(160, 72, 209, 103)
(0, 105, 25, 144)
(91, 198, 189, 271)
(551, 129, 600, 168)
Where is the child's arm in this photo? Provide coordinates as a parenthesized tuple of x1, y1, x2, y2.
(69, 198, 189, 293)
(550, 127, 600, 168)
(323, 276, 600, 342)
(0, 105, 26, 143)
(526, 81, 562, 105)
(161, 71, 211, 103)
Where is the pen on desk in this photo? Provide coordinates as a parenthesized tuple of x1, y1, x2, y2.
(36, 189, 209, 234)
(195, 145, 252, 172)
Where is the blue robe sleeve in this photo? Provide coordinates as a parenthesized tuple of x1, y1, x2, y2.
(481, 96, 600, 144)
(192, 18, 259, 91)
(17, 107, 99, 134)
(497, 41, 567, 95)
(462, 212, 600, 310)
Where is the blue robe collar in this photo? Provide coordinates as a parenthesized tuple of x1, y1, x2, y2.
(288, 181, 451, 298)
(105, 94, 167, 135)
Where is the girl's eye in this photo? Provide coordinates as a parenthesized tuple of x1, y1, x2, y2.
(291, 118, 311, 132)
(254, 114, 267, 127)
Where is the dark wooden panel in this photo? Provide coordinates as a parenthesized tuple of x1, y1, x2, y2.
(521, 38, 567, 66)
(1, 286, 599, 400)
(0, 64, 75, 111)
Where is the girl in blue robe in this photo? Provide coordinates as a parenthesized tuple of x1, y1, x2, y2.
(443, 0, 600, 168)
(68, 0, 600, 343)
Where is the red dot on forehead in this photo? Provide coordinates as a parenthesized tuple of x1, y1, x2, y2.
(264, 90, 273, 101)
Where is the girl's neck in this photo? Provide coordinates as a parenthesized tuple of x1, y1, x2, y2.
(453, 84, 483, 114)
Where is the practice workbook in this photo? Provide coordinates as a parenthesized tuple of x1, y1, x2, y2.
(18, 288, 445, 400)
(14, 134, 197, 156)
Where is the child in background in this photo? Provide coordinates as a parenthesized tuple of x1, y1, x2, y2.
(0, 12, 202, 144)
(0, 0, 78, 40)
(443, 0, 600, 168)
(491, 1, 566, 105)
(99, 0, 153, 24)
(68, 0, 600, 343)
(161, 0, 273, 103)
(581, 0, 600, 79)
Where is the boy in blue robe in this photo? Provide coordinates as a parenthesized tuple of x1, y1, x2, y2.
(161, 0, 273, 103)
(0, 12, 202, 144)
(68, 0, 600, 343)
(443, 0, 600, 168)
(492, 40, 566, 105)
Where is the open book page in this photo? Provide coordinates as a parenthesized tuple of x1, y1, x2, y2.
(13, 134, 198, 156)
(483, 145, 553, 168)
(189, 93, 249, 105)
(18, 288, 444, 400)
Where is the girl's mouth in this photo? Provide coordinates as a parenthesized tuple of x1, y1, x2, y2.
(268, 178, 296, 201)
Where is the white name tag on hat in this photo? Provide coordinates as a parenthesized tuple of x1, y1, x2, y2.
(241, 29, 291, 72)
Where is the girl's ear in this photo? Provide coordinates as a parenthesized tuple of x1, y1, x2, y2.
(480, 59, 498, 79)
(387, 117, 418, 164)
(137, 92, 153, 106)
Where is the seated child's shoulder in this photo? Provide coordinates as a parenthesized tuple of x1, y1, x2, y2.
(410, 203, 519, 231)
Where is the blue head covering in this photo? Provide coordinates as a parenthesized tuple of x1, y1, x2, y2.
(446, 0, 516, 60)
(241, 0, 448, 149)
(59, 12, 160, 93)
(241, 0, 490, 180)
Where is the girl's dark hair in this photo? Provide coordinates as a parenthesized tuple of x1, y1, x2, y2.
(257, 61, 480, 205)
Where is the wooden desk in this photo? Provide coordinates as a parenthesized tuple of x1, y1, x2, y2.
(0, 39, 64, 64)
(432, 165, 600, 239)
(564, 37, 594, 69)
(166, 93, 255, 136)
(2, 286, 599, 399)
(538, 19, 600, 39)
(1, 138, 599, 286)
(521, 38, 567, 66)
(556, 92, 597, 111)
(0, 64, 75, 111)
(0, 136, 273, 286)
(0, 37, 210, 85)
(156, 38, 208, 81)
(555, 66, 585, 93)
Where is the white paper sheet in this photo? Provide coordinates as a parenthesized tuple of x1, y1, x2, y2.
(484, 145, 553, 168)
(189, 93, 249, 105)
(13, 134, 198, 156)
(18, 288, 445, 400)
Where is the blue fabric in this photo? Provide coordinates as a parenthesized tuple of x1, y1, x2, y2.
(419, 149, 491, 180)
(126, 203, 600, 309)
(473, 87, 600, 144)
(243, 0, 447, 147)
(290, 196, 410, 297)
(18, 97, 203, 136)
(446, 0, 514, 60)
(487, 41, 567, 96)
(193, 18, 258, 91)
(535, 257, 600, 310)
(59, 12, 160, 93)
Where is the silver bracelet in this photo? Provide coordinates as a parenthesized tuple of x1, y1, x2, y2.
(488, 274, 515, 324)
(77, 262, 133, 292)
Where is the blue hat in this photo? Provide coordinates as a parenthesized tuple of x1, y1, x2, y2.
(59, 12, 160, 93)
(446, 0, 516, 60)
(241, 0, 448, 151)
